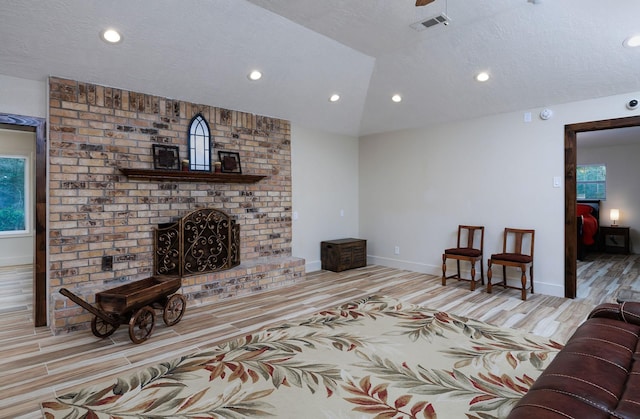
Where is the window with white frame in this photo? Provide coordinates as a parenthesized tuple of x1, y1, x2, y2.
(577, 164, 606, 200)
(0, 155, 29, 234)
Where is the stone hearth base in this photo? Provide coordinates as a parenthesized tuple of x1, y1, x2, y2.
(181, 256, 305, 306)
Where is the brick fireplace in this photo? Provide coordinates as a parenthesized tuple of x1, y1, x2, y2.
(49, 77, 304, 333)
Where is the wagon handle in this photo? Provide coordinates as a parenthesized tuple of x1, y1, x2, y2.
(60, 288, 119, 326)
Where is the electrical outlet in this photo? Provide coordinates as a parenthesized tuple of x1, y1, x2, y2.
(394, 246, 400, 255)
(101, 255, 113, 271)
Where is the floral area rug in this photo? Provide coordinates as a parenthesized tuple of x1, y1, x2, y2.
(42, 295, 563, 418)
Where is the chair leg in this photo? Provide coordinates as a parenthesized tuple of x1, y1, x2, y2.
(469, 260, 476, 291)
(530, 264, 534, 294)
(486, 259, 493, 294)
(502, 266, 507, 288)
(520, 265, 527, 301)
(456, 260, 461, 279)
(441, 254, 447, 286)
(479, 257, 484, 285)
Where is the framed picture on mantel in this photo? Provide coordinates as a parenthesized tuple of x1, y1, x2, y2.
(152, 144, 180, 170)
(218, 151, 242, 174)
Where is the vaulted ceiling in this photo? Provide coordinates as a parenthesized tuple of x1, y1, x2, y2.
(1, 0, 639, 136)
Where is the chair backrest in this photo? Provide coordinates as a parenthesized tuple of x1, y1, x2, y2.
(502, 228, 535, 258)
(457, 225, 484, 251)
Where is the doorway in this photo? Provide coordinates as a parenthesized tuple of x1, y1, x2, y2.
(0, 114, 46, 326)
(564, 115, 640, 298)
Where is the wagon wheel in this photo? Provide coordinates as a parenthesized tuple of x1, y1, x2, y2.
(128, 306, 156, 344)
(91, 315, 118, 338)
(163, 294, 186, 326)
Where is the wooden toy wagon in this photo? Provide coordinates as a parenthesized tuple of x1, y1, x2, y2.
(60, 275, 186, 344)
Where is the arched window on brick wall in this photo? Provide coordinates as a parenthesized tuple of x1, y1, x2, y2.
(188, 114, 211, 171)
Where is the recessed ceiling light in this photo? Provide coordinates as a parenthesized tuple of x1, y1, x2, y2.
(391, 94, 402, 103)
(623, 35, 640, 48)
(248, 70, 262, 81)
(329, 94, 340, 102)
(101, 29, 122, 44)
(476, 72, 490, 82)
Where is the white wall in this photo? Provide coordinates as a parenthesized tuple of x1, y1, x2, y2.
(359, 91, 640, 297)
(578, 142, 640, 253)
(291, 125, 360, 271)
(0, 74, 47, 118)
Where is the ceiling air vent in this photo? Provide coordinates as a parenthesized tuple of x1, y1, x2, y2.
(410, 13, 451, 31)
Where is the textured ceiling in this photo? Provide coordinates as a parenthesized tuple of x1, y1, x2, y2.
(1, 0, 639, 137)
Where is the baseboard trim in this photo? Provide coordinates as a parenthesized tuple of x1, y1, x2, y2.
(367, 256, 440, 276)
(0, 256, 33, 267)
(305, 260, 322, 272)
(368, 256, 564, 298)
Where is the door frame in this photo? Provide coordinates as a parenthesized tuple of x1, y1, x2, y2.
(564, 114, 640, 298)
(0, 113, 47, 326)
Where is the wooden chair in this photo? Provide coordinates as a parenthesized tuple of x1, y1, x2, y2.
(442, 225, 484, 291)
(487, 228, 535, 301)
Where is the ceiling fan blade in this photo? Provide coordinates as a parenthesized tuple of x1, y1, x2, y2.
(415, 0, 436, 6)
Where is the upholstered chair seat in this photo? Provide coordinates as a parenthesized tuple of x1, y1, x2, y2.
(444, 248, 482, 258)
(489, 253, 532, 264)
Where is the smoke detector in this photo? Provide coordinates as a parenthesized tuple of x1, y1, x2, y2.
(411, 13, 451, 31)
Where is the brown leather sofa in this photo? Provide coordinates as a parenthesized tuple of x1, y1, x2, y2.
(508, 302, 640, 418)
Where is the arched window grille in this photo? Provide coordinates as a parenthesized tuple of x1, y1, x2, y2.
(188, 114, 211, 171)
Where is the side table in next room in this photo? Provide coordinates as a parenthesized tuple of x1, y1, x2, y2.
(321, 238, 367, 272)
(600, 226, 630, 254)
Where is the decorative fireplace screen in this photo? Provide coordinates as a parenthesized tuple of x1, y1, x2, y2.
(154, 208, 240, 276)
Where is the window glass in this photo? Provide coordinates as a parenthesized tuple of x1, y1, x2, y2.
(577, 164, 606, 200)
(0, 155, 28, 234)
(188, 115, 211, 171)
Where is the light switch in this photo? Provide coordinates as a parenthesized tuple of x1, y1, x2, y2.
(553, 176, 561, 188)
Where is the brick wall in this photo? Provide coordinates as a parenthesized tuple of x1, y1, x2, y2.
(48, 77, 304, 333)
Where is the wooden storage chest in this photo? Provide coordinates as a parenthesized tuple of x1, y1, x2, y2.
(321, 238, 367, 272)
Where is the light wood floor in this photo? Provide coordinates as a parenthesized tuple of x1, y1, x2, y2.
(1, 253, 638, 418)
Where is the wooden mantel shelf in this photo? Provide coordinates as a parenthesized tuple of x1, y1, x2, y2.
(119, 168, 267, 183)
